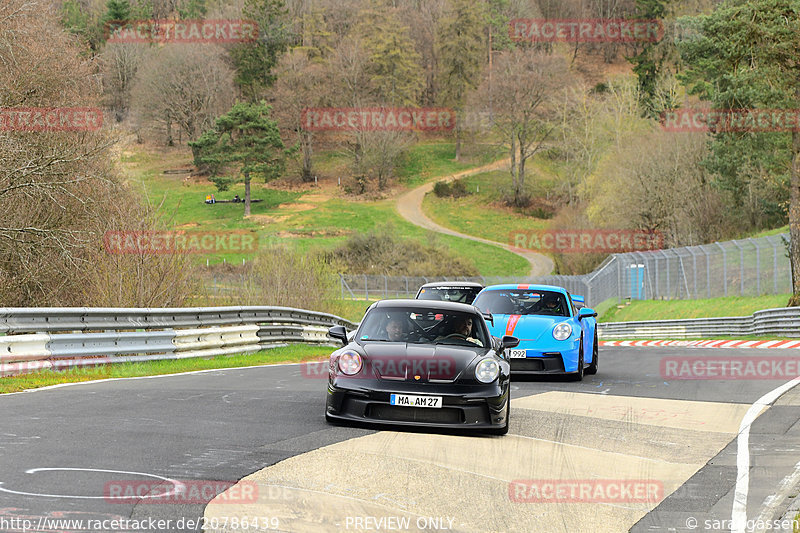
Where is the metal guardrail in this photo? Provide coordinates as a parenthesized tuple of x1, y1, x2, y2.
(0, 307, 357, 377)
(0, 306, 355, 333)
(599, 307, 800, 339)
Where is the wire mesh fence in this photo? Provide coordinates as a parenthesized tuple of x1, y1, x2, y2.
(338, 233, 792, 308)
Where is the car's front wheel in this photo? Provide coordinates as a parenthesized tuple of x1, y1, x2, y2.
(585, 332, 598, 375)
(570, 339, 584, 381)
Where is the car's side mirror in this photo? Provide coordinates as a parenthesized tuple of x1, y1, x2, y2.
(499, 335, 520, 352)
(578, 308, 598, 320)
(483, 312, 493, 326)
(328, 325, 348, 346)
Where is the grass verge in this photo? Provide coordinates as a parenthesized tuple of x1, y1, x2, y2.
(124, 144, 528, 276)
(600, 294, 793, 322)
(421, 170, 549, 245)
(0, 345, 330, 394)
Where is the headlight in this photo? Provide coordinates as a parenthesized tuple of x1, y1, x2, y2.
(475, 358, 500, 383)
(553, 323, 572, 341)
(337, 351, 363, 375)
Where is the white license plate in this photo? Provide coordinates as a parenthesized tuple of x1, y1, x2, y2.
(390, 394, 442, 408)
(508, 349, 527, 359)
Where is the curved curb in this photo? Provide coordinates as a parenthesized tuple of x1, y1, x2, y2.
(600, 339, 800, 349)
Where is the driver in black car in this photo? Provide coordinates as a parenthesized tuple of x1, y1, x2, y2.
(435, 316, 482, 346)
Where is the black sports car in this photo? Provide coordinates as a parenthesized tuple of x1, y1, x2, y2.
(325, 299, 518, 435)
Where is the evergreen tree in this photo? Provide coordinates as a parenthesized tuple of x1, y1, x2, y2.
(437, 0, 486, 160)
(679, 0, 800, 305)
(189, 102, 288, 216)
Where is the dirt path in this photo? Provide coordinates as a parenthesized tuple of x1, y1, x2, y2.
(395, 158, 554, 277)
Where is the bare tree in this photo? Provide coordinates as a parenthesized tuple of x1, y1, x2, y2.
(395, 0, 447, 106)
(473, 48, 575, 206)
(131, 44, 235, 145)
(586, 129, 732, 247)
(101, 42, 146, 123)
(325, 36, 414, 191)
(270, 49, 329, 182)
(0, 0, 199, 306)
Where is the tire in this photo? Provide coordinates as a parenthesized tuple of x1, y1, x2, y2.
(570, 338, 584, 382)
(489, 399, 510, 435)
(585, 332, 598, 375)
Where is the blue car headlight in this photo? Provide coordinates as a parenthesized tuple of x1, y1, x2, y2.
(552, 323, 572, 341)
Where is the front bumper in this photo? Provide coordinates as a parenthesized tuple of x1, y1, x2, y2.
(326, 377, 509, 430)
(508, 340, 581, 374)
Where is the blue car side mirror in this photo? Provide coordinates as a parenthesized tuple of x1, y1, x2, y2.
(578, 308, 597, 320)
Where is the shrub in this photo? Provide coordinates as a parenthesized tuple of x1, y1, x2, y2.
(321, 227, 478, 277)
(433, 179, 470, 198)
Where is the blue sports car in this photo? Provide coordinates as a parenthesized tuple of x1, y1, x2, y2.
(472, 284, 598, 380)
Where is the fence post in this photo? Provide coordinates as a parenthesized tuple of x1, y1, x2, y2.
(715, 242, 727, 297)
(700, 245, 711, 298)
(687, 246, 698, 299)
(769, 235, 779, 294)
(660, 250, 670, 299)
(654, 253, 659, 299)
(364, 274, 369, 301)
(384, 275, 388, 298)
(748, 238, 760, 296)
(732, 240, 744, 296)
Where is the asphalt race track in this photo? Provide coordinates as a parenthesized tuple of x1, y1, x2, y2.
(1, 346, 800, 533)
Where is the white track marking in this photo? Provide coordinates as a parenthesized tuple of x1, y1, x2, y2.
(0, 361, 318, 397)
(752, 459, 800, 533)
(731, 376, 800, 533)
(0, 467, 184, 500)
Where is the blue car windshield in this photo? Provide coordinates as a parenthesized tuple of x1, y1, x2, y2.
(357, 308, 487, 347)
(473, 290, 570, 317)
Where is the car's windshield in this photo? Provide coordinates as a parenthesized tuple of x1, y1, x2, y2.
(416, 286, 482, 304)
(473, 289, 571, 317)
(357, 308, 487, 347)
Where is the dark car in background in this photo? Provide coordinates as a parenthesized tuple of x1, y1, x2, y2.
(325, 299, 517, 435)
(414, 281, 484, 305)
